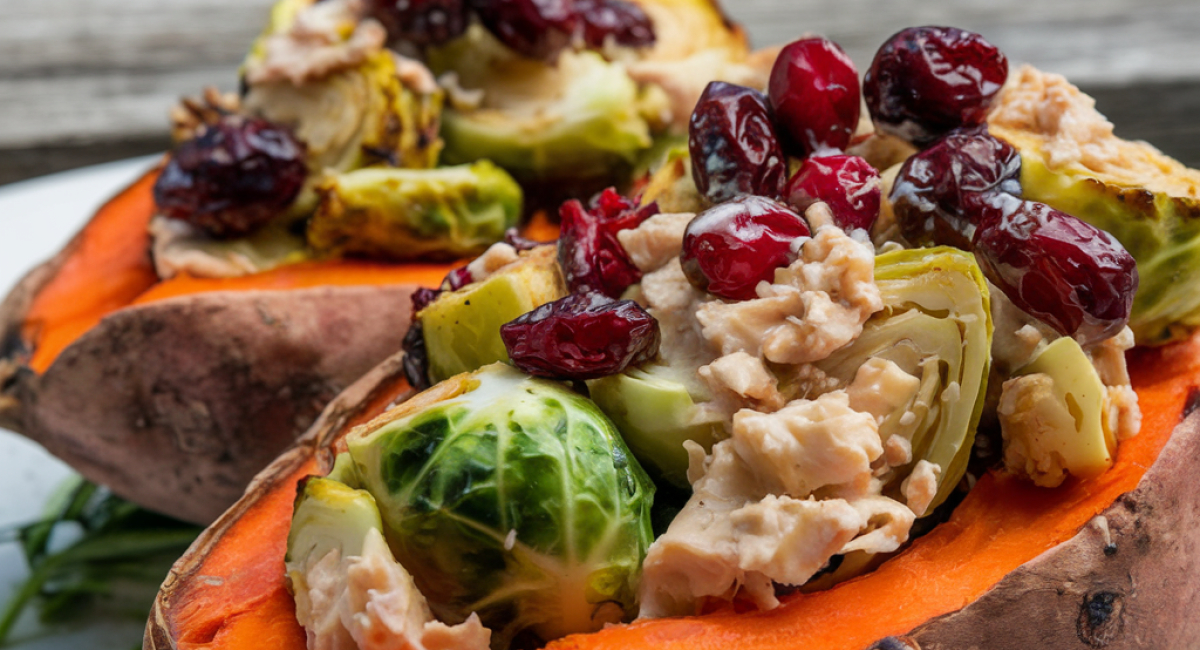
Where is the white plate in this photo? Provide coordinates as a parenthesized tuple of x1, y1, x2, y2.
(0, 156, 163, 648)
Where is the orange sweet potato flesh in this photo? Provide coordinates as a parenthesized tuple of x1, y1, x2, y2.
(146, 337, 1200, 650)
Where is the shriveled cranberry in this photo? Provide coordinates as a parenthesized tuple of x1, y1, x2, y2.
(504, 227, 545, 251)
(558, 188, 659, 298)
(785, 155, 881, 232)
(768, 37, 861, 156)
(368, 0, 469, 47)
(890, 127, 1022, 248)
(971, 194, 1138, 345)
(154, 114, 307, 238)
(501, 292, 659, 379)
(576, 0, 655, 49)
(689, 82, 788, 203)
(681, 196, 811, 301)
(441, 266, 474, 290)
(471, 0, 578, 60)
(864, 26, 1008, 146)
(401, 288, 445, 390)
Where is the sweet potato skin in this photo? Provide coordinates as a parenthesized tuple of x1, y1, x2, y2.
(142, 342, 1200, 650)
(4, 285, 415, 525)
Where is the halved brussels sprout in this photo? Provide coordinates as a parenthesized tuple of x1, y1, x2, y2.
(308, 160, 522, 261)
(638, 146, 706, 213)
(817, 247, 993, 511)
(286, 473, 382, 573)
(430, 28, 655, 194)
(244, 49, 444, 207)
(1001, 337, 1114, 487)
(587, 364, 724, 487)
(420, 246, 566, 383)
(344, 364, 655, 648)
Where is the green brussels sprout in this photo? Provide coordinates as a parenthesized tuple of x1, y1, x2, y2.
(242, 0, 316, 71)
(1001, 337, 1114, 486)
(285, 473, 383, 575)
(344, 364, 655, 647)
(307, 160, 522, 261)
(244, 50, 444, 214)
(587, 364, 724, 488)
(637, 146, 706, 214)
(990, 124, 1200, 345)
(420, 246, 566, 383)
(816, 247, 993, 512)
(430, 29, 655, 196)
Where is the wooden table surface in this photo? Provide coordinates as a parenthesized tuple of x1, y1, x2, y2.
(2, 0, 1199, 185)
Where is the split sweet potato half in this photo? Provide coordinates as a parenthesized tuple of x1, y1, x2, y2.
(0, 170, 471, 524)
(143, 334, 1200, 650)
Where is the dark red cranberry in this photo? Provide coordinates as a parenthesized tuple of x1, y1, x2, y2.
(402, 288, 445, 390)
(368, 0, 469, 47)
(441, 266, 474, 290)
(504, 227, 547, 251)
(470, 0, 578, 61)
(890, 127, 1021, 248)
(154, 115, 307, 238)
(689, 82, 788, 203)
(501, 292, 660, 379)
(768, 37, 861, 156)
(971, 194, 1138, 345)
(681, 196, 811, 301)
(558, 188, 659, 298)
(864, 26, 1008, 146)
(575, 0, 655, 49)
(785, 155, 881, 232)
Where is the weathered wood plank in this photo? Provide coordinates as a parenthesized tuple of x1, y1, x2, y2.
(1, 0, 1199, 181)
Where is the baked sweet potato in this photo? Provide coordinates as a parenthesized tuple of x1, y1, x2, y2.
(0, 168, 486, 525)
(143, 333, 1200, 650)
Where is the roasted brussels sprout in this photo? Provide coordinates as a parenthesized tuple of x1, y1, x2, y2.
(244, 50, 444, 202)
(999, 337, 1114, 487)
(307, 160, 522, 260)
(343, 364, 655, 648)
(817, 247, 993, 511)
(419, 246, 566, 383)
(588, 364, 724, 487)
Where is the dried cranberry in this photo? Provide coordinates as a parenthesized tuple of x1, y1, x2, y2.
(368, 0, 469, 47)
(154, 114, 307, 238)
(785, 155, 881, 232)
(504, 227, 546, 251)
(471, 0, 578, 60)
(575, 0, 655, 49)
(864, 26, 1008, 146)
(681, 196, 811, 301)
(768, 37, 861, 156)
(689, 82, 788, 203)
(558, 188, 659, 298)
(402, 288, 445, 390)
(441, 266, 474, 291)
(501, 292, 660, 379)
(971, 194, 1138, 345)
(890, 127, 1022, 248)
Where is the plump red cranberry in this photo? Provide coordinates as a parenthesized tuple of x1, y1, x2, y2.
(689, 82, 788, 203)
(864, 26, 1008, 146)
(558, 188, 659, 298)
(154, 115, 307, 238)
(368, 0, 469, 47)
(575, 0, 655, 49)
(768, 37, 861, 156)
(890, 127, 1022, 248)
(785, 155, 881, 232)
(971, 194, 1138, 345)
(401, 287, 446, 390)
(501, 292, 660, 379)
(681, 196, 811, 301)
(470, 0, 578, 60)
